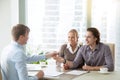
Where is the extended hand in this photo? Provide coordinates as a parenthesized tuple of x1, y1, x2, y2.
(46, 51, 58, 58)
(53, 55, 64, 63)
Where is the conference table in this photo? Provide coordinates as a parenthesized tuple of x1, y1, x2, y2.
(27, 64, 120, 80)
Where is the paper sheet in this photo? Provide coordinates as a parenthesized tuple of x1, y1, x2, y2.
(28, 72, 37, 76)
(44, 70, 64, 77)
(28, 71, 63, 77)
(65, 70, 88, 75)
(27, 64, 41, 71)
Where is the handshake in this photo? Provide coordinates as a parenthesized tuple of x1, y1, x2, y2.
(45, 51, 58, 58)
(45, 51, 70, 70)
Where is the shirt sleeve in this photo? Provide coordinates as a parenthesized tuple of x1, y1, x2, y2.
(104, 45, 114, 71)
(26, 55, 46, 63)
(72, 46, 84, 69)
(12, 50, 38, 80)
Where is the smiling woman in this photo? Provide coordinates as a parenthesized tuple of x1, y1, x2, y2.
(55, 29, 82, 67)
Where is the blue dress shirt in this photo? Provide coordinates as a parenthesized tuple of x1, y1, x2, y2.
(1, 42, 46, 80)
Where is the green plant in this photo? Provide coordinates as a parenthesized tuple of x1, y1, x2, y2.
(26, 44, 48, 64)
(39, 59, 48, 65)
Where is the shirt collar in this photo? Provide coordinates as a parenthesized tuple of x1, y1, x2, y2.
(87, 43, 100, 51)
(12, 41, 25, 50)
(67, 43, 80, 54)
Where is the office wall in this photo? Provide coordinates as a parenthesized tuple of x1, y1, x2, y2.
(0, 0, 21, 53)
(0, 0, 11, 53)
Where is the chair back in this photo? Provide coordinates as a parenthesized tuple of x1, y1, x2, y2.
(105, 43, 115, 61)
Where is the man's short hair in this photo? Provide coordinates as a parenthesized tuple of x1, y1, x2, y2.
(12, 24, 30, 41)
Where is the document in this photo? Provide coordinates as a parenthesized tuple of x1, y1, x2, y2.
(28, 71, 60, 80)
(44, 70, 64, 77)
(28, 72, 37, 76)
(27, 64, 41, 71)
(65, 70, 88, 75)
(28, 70, 64, 77)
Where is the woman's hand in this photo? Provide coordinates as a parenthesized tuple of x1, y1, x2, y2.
(53, 55, 65, 63)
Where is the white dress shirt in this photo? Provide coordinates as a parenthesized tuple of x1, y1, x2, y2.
(67, 43, 80, 54)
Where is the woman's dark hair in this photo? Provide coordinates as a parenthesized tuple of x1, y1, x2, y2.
(87, 27, 100, 44)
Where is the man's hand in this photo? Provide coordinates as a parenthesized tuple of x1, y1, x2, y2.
(45, 51, 58, 58)
(63, 63, 69, 70)
(36, 70, 44, 79)
(82, 65, 93, 71)
(82, 64, 103, 71)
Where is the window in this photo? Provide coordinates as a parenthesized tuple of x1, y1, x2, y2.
(91, 0, 120, 70)
(26, 0, 87, 52)
(91, 0, 116, 42)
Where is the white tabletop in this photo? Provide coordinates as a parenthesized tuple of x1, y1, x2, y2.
(27, 64, 120, 80)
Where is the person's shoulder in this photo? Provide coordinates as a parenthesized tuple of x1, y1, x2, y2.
(99, 42, 109, 48)
(62, 43, 67, 46)
(61, 44, 67, 48)
(78, 44, 88, 51)
(81, 44, 88, 48)
(59, 44, 67, 51)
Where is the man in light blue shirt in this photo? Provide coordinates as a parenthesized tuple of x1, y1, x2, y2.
(1, 24, 57, 80)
